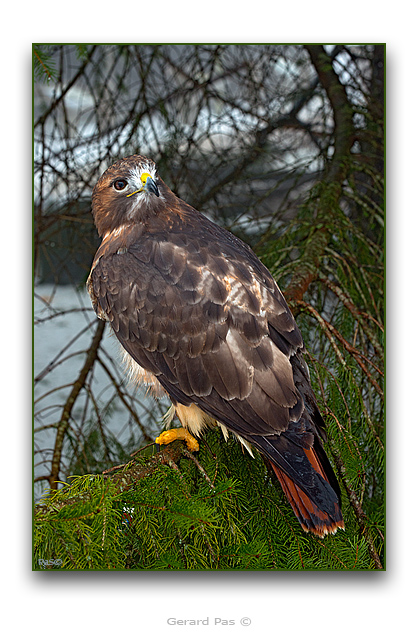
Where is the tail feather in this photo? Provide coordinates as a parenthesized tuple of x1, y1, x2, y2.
(270, 446, 345, 538)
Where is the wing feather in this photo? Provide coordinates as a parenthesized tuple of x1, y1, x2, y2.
(89, 224, 305, 439)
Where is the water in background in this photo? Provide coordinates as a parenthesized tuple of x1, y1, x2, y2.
(34, 284, 166, 498)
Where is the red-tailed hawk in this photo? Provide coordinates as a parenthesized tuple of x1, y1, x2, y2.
(87, 154, 344, 537)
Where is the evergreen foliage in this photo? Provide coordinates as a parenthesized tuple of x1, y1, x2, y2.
(34, 429, 379, 570)
(33, 45, 57, 84)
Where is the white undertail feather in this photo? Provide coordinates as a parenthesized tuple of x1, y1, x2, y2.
(175, 403, 255, 457)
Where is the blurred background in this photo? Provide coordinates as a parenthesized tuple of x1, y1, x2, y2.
(33, 42, 384, 561)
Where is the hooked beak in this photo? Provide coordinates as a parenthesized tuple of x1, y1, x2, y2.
(144, 175, 159, 197)
(125, 172, 160, 198)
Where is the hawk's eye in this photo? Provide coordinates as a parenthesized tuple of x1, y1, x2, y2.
(113, 179, 128, 191)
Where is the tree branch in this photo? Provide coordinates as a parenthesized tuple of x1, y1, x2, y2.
(331, 445, 383, 570)
(285, 46, 354, 305)
(48, 319, 106, 489)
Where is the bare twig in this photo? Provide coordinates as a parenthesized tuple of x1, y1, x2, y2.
(48, 320, 106, 489)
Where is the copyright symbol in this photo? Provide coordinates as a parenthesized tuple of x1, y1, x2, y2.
(240, 617, 251, 626)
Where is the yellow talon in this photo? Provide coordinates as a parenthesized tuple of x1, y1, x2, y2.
(155, 428, 200, 452)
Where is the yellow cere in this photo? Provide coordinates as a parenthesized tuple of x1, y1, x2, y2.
(126, 173, 153, 197)
(140, 172, 152, 184)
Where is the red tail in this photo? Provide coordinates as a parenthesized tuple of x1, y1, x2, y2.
(270, 447, 345, 538)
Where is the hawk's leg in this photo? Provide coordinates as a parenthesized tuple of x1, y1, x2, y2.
(155, 428, 200, 452)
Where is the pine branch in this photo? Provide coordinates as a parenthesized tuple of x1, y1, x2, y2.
(35, 45, 97, 128)
(331, 445, 383, 570)
(35, 429, 382, 570)
(285, 45, 354, 305)
(33, 45, 56, 83)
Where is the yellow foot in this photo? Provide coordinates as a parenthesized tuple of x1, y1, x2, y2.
(155, 428, 200, 452)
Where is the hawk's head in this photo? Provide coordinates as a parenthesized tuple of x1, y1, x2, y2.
(92, 155, 164, 236)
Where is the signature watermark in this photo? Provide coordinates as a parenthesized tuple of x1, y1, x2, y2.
(37, 558, 62, 569)
(167, 617, 251, 627)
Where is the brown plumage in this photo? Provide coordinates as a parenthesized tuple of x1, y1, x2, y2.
(87, 154, 344, 537)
